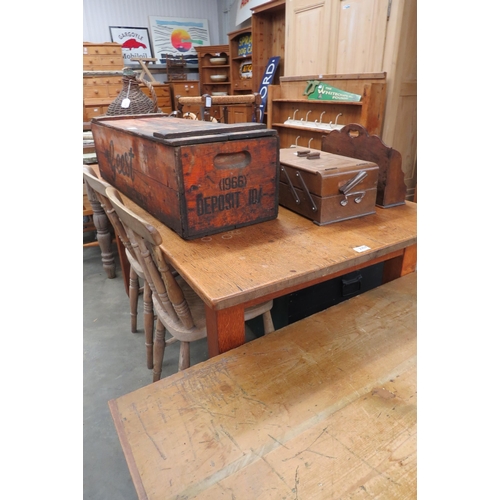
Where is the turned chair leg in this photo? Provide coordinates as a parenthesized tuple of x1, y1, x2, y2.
(143, 282, 154, 369)
(263, 310, 275, 335)
(129, 268, 139, 333)
(88, 192, 116, 279)
(153, 320, 166, 382)
(179, 341, 190, 371)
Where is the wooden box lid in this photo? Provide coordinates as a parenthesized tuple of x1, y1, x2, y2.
(92, 115, 277, 147)
(279, 147, 378, 198)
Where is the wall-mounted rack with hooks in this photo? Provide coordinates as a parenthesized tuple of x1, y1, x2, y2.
(267, 73, 386, 150)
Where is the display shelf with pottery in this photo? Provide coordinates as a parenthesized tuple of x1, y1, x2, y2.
(209, 57, 227, 65)
(195, 45, 232, 122)
(210, 74, 228, 82)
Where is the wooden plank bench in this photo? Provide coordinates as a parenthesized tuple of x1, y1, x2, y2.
(109, 272, 417, 499)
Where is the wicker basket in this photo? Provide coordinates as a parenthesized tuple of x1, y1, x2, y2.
(106, 68, 159, 116)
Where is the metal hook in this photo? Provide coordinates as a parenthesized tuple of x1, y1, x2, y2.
(308, 138, 313, 148)
(305, 110, 312, 122)
(290, 135, 301, 147)
(319, 111, 326, 123)
(293, 109, 299, 120)
(334, 112, 343, 125)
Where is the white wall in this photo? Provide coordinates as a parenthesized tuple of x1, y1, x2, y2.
(217, 0, 251, 42)
(83, 0, 222, 44)
(83, 0, 252, 46)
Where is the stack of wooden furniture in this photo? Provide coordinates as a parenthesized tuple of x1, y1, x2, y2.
(83, 42, 125, 122)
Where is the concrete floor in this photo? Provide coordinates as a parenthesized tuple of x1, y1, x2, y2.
(83, 237, 261, 499)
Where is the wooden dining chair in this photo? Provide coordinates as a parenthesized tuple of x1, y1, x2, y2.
(83, 165, 156, 369)
(105, 186, 276, 382)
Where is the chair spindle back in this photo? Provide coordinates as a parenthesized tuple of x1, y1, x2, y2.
(105, 187, 195, 330)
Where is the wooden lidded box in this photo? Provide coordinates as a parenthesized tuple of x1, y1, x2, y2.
(279, 147, 379, 225)
(92, 115, 279, 240)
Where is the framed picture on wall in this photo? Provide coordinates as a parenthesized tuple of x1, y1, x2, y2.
(109, 26, 153, 64)
(148, 16, 210, 64)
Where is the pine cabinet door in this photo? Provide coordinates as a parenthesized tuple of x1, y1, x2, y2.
(285, 0, 389, 76)
(334, 0, 389, 73)
(284, 0, 334, 76)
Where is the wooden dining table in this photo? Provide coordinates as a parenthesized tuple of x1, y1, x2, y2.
(103, 161, 416, 357)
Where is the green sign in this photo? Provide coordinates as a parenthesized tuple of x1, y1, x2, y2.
(304, 80, 362, 102)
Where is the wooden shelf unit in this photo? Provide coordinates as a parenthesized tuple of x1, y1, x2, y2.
(267, 73, 387, 150)
(228, 27, 253, 95)
(251, 0, 286, 93)
(195, 45, 231, 95)
(195, 45, 231, 121)
(225, 28, 253, 122)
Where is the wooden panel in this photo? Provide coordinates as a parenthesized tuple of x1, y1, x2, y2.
(394, 93, 417, 190)
(109, 272, 416, 499)
(383, 243, 417, 282)
(285, 0, 333, 76)
(335, 0, 389, 73)
(381, 0, 417, 199)
(226, 105, 253, 123)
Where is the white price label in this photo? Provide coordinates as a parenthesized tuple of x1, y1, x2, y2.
(353, 245, 371, 253)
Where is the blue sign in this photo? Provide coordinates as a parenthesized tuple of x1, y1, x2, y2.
(238, 33, 252, 57)
(254, 56, 280, 123)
